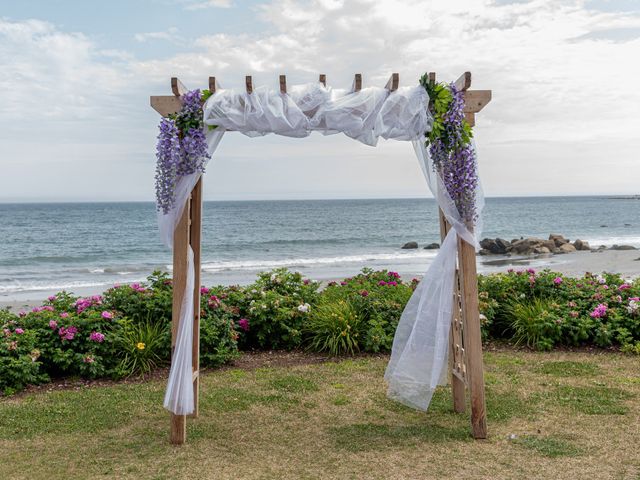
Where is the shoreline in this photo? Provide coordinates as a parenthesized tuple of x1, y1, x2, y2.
(2, 249, 638, 311)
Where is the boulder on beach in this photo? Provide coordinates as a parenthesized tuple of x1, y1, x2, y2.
(423, 243, 440, 250)
(533, 246, 551, 254)
(558, 243, 577, 254)
(573, 239, 591, 251)
(401, 241, 418, 249)
(610, 245, 637, 250)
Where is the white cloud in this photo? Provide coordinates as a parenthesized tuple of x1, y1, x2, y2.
(1, 0, 640, 201)
(134, 27, 181, 44)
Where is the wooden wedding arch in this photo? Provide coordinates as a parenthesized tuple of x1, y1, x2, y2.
(150, 72, 492, 444)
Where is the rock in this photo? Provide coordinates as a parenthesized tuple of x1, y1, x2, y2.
(510, 237, 547, 255)
(600, 225, 607, 228)
(573, 239, 590, 251)
(533, 246, 551, 254)
(610, 245, 637, 250)
(558, 243, 576, 253)
(478, 249, 491, 256)
(549, 234, 569, 247)
(495, 238, 511, 252)
(480, 238, 494, 250)
(624, 223, 631, 227)
(401, 241, 418, 249)
(480, 238, 510, 254)
(423, 243, 440, 249)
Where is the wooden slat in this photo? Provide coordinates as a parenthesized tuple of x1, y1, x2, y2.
(170, 195, 190, 445)
(150, 96, 182, 116)
(279, 74, 287, 94)
(319, 74, 326, 86)
(455, 71, 472, 91)
(428, 72, 436, 83)
(189, 178, 203, 419)
(353, 73, 362, 92)
(245, 75, 253, 94)
(457, 231, 488, 439)
(171, 77, 188, 97)
(192, 370, 199, 382)
(209, 76, 220, 93)
(462, 90, 491, 113)
(439, 208, 466, 413)
(385, 73, 399, 92)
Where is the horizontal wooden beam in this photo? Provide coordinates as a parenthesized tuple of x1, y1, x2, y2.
(150, 95, 182, 116)
(462, 90, 491, 113)
(455, 71, 472, 91)
(171, 77, 188, 97)
(385, 73, 399, 92)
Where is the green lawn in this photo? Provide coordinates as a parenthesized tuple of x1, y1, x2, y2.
(0, 350, 639, 479)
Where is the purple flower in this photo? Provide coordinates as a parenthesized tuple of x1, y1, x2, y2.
(48, 295, 56, 302)
(89, 331, 105, 343)
(238, 318, 250, 331)
(553, 277, 563, 285)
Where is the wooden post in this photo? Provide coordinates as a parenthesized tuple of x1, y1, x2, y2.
(189, 178, 203, 418)
(170, 194, 191, 445)
(457, 231, 487, 439)
(438, 209, 466, 413)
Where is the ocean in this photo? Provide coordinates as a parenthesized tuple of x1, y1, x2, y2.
(1, 196, 638, 302)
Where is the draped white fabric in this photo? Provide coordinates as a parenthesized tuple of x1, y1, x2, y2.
(157, 82, 483, 416)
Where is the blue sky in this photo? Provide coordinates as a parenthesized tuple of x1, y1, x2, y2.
(1, 0, 639, 201)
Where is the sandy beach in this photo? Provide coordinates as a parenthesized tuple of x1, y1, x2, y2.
(2, 249, 638, 312)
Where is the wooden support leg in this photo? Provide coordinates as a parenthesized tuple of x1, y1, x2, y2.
(170, 193, 191, 445)
(439, 209, 466, 413)
(189, 178, 203, 419)
(458, 234, 487, 439)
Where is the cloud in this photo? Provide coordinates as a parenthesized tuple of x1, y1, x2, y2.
(134, 27, 181, 44)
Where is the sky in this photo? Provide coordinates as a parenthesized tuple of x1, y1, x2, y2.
(0, 0, 639, 202)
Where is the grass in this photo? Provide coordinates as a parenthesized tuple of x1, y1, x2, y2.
(0, 350, 639, 479)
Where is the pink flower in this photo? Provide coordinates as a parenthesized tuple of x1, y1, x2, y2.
(590, 303, 608, 318)
(328, 281, 337, 287)
(569, 311, 579, 318)
(553, 277, 563, 285)
(340, 281, 347, 286)
(14, 328, 24, 335)
(8, 341, 17, 351)
(378, 280, 387, 286)
(388, 271, 400, 279)
(131, 283, 146, 293)
(49, 320, 58, 329)
(615, 295, 623, 303)
(528, 275, 536, 284)
(603, 285, 609, 290)
(619, 284, 631, 291)
(303, 279, 310, 285)
(208, 295, 221, 308)
(83, 355, 95, 364)
(527, 268, 536, 275)
(507, 268, 514, 273)
(3, 328, 11, 336)
(101, 311, 113, 320)
(60, 312, 69, 318)
(48, 295, 56, 302)
(89, 331, 105, 343)
(238, 318, 250, 331)
(360, 290, 369, 297)
(18, 311, 26, 317)
(387, 281, 398, 287)
(58, 326, 78, 341)
(631, 297, 640, 302)
(200, 286, 210, 295)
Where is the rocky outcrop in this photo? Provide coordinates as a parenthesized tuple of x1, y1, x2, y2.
(477, 233, 596, 256)
(610, 245, 638, 250)
(401, 241, 418, 249)
(423, 243, 440, 249)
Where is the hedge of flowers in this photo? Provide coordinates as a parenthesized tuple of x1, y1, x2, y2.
(1, 268, 639, 395)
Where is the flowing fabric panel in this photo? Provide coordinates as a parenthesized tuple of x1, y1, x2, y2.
(384, 139, 483, 410)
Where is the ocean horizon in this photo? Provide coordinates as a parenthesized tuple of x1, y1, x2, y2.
(1, 195, 639, 302)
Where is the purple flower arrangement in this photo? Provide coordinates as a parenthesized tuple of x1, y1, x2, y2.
(155, 89, 211, 214)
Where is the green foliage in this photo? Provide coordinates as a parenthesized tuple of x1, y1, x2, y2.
(0, 315, 47, 395)
(305, 300, 363, 355)
(115, 319, 166, 377)
(505, 298, 563, 350)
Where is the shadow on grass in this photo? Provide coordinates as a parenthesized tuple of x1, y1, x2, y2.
(535, 361, 601, 377)
(545, 385, 634, 415)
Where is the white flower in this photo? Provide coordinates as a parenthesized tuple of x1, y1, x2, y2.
(298, 303, 310, 313)
(596, 274, 606, 284)
(519, 293, 526, 299)
(627, 300, 638, 315)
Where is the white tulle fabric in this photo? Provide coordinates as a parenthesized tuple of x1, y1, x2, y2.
(158, 82, 483, 415)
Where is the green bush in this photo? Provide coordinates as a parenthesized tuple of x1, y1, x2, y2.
(115, 319, 166, 377)
(305, 300, 363, 355)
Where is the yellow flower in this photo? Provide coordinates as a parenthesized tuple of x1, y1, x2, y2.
(136, 342, 146, 350)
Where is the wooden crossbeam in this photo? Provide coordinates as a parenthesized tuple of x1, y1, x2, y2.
(385, 73, 399, 92)
(171, 77, 188, 97)
(209, 76, 220, 93)
(353, 73, 362, 92)
(455, 71, 472, 91)
(246, 75, 253, 94)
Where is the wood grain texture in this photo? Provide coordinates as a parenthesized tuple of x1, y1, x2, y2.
(245, 76, 253, 94)
(385, 73, 399, 92)
(279, 75, 287, 94)
(209, 76, 220, 93)
(454, 71, 472, 91)
(319, 74, 326, 86)
(353, 73, 362, 92)
(171, 77, 188, 97)
(189, 178, 202, 419)
(462, 90, 491, 113)
(457, 231, 488, 439)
